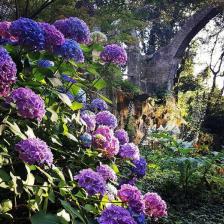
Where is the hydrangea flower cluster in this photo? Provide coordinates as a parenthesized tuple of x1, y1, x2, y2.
(93, 126, 119, 157)
(53, 39, 84, 62)
(39, 22, 65, 49)
(7, 87, 46, 122)
(96, 164, 117, 181)
(131, 157, 147, 178)
(0, 21, 14, 43)
(0, 47, 17, 97)
(98, 205, 137, 224)
(119, 143, 140, 160)
(115, 129, 129, 145)
(96, 111, 117, 129)
(90, 98, 108, 111)
(143, 193, 167, 218)
(61, 74, 76, 84)
(80, 132, 92, 147)
(54, 17, 90, 44)
(80, 110, 96, 132)
(74, 88, 86, 103)
(74, 168, 106, 196)
(10, 18, 45, 50)
(37, 59, 55, 68)
(15, 138, 53, 166)
(118, 184, 144, 213)
(100, 44, 127, 65)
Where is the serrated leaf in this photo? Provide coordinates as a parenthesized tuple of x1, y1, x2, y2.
(70, 102, 83, 111)
(48, 78, 63, 87)
(93, 79, 106, 90)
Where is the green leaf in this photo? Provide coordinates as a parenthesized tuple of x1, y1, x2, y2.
(48, 78, 63, 87)
(93, 79, 107, 90)
(4, 121, 26, 139)
(60, 200, 87, 224)
(0, 199, 12, 213)
(47, 108, 59, 122)
(111, 164, 119, 174)
(25, 126, 36, 138)
(31, 212, 61, 224)
(98, 94, 112, 104)
(70, 101, 83, 111)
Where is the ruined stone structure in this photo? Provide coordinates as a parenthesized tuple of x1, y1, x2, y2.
(127, 6, 222, 95)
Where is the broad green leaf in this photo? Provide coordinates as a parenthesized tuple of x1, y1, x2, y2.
(47, 108, 59, 122)
(52, 167, 65, 181)
(111, 164, 119, 174)
(57, 209, 71, 224)
(98, 94, 112, 104)
(93, 79, 106, 90)
(48, 78, 63, 87)
(25, 126, 36, 138)
(31, 212, 61, 224)
(5, 121, 26, 139)
(60, 200, 87, 224)
(70, 102, 83, 111)
(0, 199, 12, 213)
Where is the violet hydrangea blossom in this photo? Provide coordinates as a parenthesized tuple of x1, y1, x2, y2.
(90, 98, 108, 111)
(118, 184, 144, 213)
(10, 18, 45, 50)
(39, 22, 65, 49)
(119, 143, 140, 161)
(96, 111, 117, 129)
(7, 87, 46, 122)
(131, 157, 147, 178)
(80, 110, 96, 132)
(0, 47, 17, 96)
(98, 205, 137, 224)
(143, 192, 167, 218)
(96, 164, 117, 181)
(53, 39, 84, 62)
(74, 168, 106, 196)
(114, 129, 129, 145)
(100, 44, 127, 65)
(15, 138, 53, 166)
(54, 17, 90, 44)
(93, 126, 119, 157)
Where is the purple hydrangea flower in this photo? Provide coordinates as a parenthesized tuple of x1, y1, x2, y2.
(96, 111, 117, 129)
(96, 164, 117, 181)
(37, 59, 54, 68)
(0, 21, 12, 39)
(100, 44, 127, 65)
(98, 205, 137, 224)
(119, 143, 140, 161)
(54, 17, 90, 44)
(118, 184, 144, 213)
(143, 193, 167, 218)
(80, 110, 96, 132)
(7, 87, 46, 122)
(61, 74, 76, 83)
(90, 98, 108, 111)
(53, 39, 84, 62)
(115, 129, 129, 145)
(74, 168, 106, 196)
(39, 22, 65, 49)
(0, 47, 17, 86)
(80, 132, 92, 147)
(10, 18, 45, 50)
(15, 138, 53, 166)
(0, 84, 10, 97)
(131, 157, 147, 178)
(93, 126, 119, 157)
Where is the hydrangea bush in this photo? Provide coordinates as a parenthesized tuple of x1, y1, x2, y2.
(0, 16, 167, 224)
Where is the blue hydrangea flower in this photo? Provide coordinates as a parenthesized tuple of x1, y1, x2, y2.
(53, 39, 84, 62)
(58, 87, 74, 101)
(61, 74, 76, 83)
(131, 157, 147, 178)
(54, 17, 90, 44)
(37, 59, 54, 68)
(80, 132, 92, 147)
(115, 129, 129, 145)
(74, 88, 86, 103)
(90, 98, 108, 111)
(10, 18, 45, 50)
(128, 209, 146, 224)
